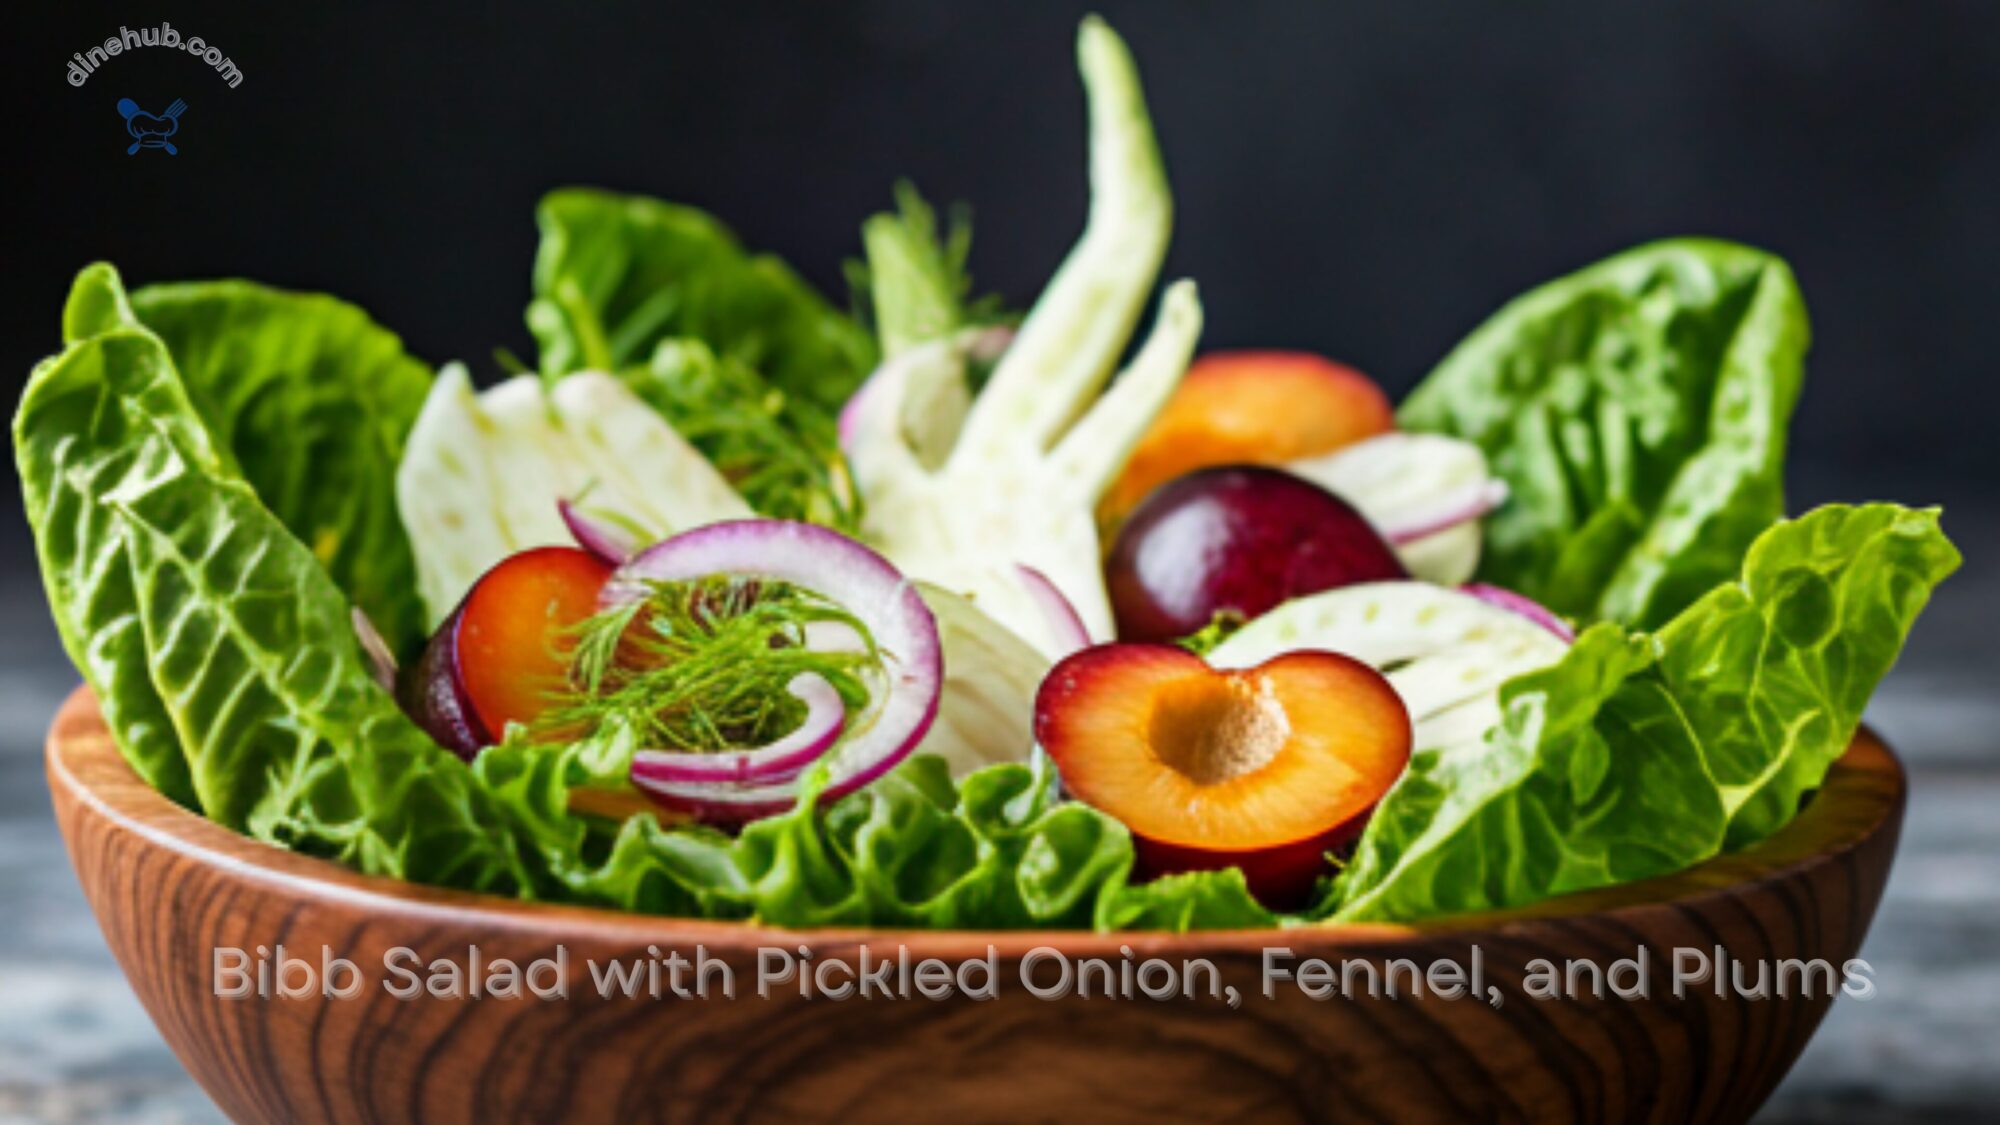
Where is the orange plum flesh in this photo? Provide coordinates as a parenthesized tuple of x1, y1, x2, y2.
(1104, 350, 1395, 520)
(1035, 644, 1411, 907)
(456, 546, 614, 737)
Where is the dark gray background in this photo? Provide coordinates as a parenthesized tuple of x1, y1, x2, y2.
(4, 1, 1997, 1120)
(7, 0, 2000, 511)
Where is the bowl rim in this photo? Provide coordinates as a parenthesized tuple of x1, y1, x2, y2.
(46, 685, 1906, 955)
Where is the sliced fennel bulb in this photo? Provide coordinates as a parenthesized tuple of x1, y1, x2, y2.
(397, 367, 751, 624)
(850, 288, 1200, 655)
(1287, 432, 1502, 585)
(915, 584, 1047, 776)
(397, 367, 1057, 779)
(1208, 582, 1568, 754)
(844, 18, 1196, 657)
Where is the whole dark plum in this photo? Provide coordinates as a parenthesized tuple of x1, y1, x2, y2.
(1106, 465, 1406, 643)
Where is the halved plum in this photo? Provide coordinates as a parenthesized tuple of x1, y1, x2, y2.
(1035, 643, 1411, 907)
(400, 546, 613, 757)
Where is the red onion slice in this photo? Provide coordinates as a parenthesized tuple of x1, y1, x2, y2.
(1382, 480, 1509, 545)
(1015, 563, 1092, 656)
(837, 369, 886, 448)
(606, 520, 942, 823)
(629, 673, 846, 785)
(1462, 583, 1576, 643)
(559, 498, 642, 565)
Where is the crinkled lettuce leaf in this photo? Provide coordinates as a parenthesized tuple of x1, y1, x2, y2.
(18, 265, 532, 891)
(1329, 503, 1958, 923)
(479, 722, 1272, 929)
(24, 274, 214, 808)
(528, 188, 877, 411)
(122, 279, 434, 653)
(527, 187, 874, 529)
(1400, 240, 1809, 630)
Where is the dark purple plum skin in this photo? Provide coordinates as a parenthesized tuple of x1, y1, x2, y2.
(397, 601, 490, 760)
(1106, 465, 1407, 643)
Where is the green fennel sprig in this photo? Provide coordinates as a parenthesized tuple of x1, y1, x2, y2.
(845, 181, 1009, 359)
(542, 576, 878, 753)
(625, 341, 863, 533)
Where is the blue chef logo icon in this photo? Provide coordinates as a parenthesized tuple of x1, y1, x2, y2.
(117, 97, 185, 154)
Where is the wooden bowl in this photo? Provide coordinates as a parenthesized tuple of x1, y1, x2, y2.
(47, 687, 1904, 1124)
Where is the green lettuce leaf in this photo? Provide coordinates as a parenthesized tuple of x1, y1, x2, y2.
(1329, 503, 1958, 923)
(22, 269, 216, 808)
(528, 188, 877, 411)
(18, 265, 532, 892)
(1400, 240, 1809, 629)
(122, 280, 433, 653)
(478, 726, 1273, 929)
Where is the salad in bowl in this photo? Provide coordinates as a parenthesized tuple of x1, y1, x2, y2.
(16, 17, 1958, 933)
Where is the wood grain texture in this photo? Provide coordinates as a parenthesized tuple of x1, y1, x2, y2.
(46, 687, 1905, 1124)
